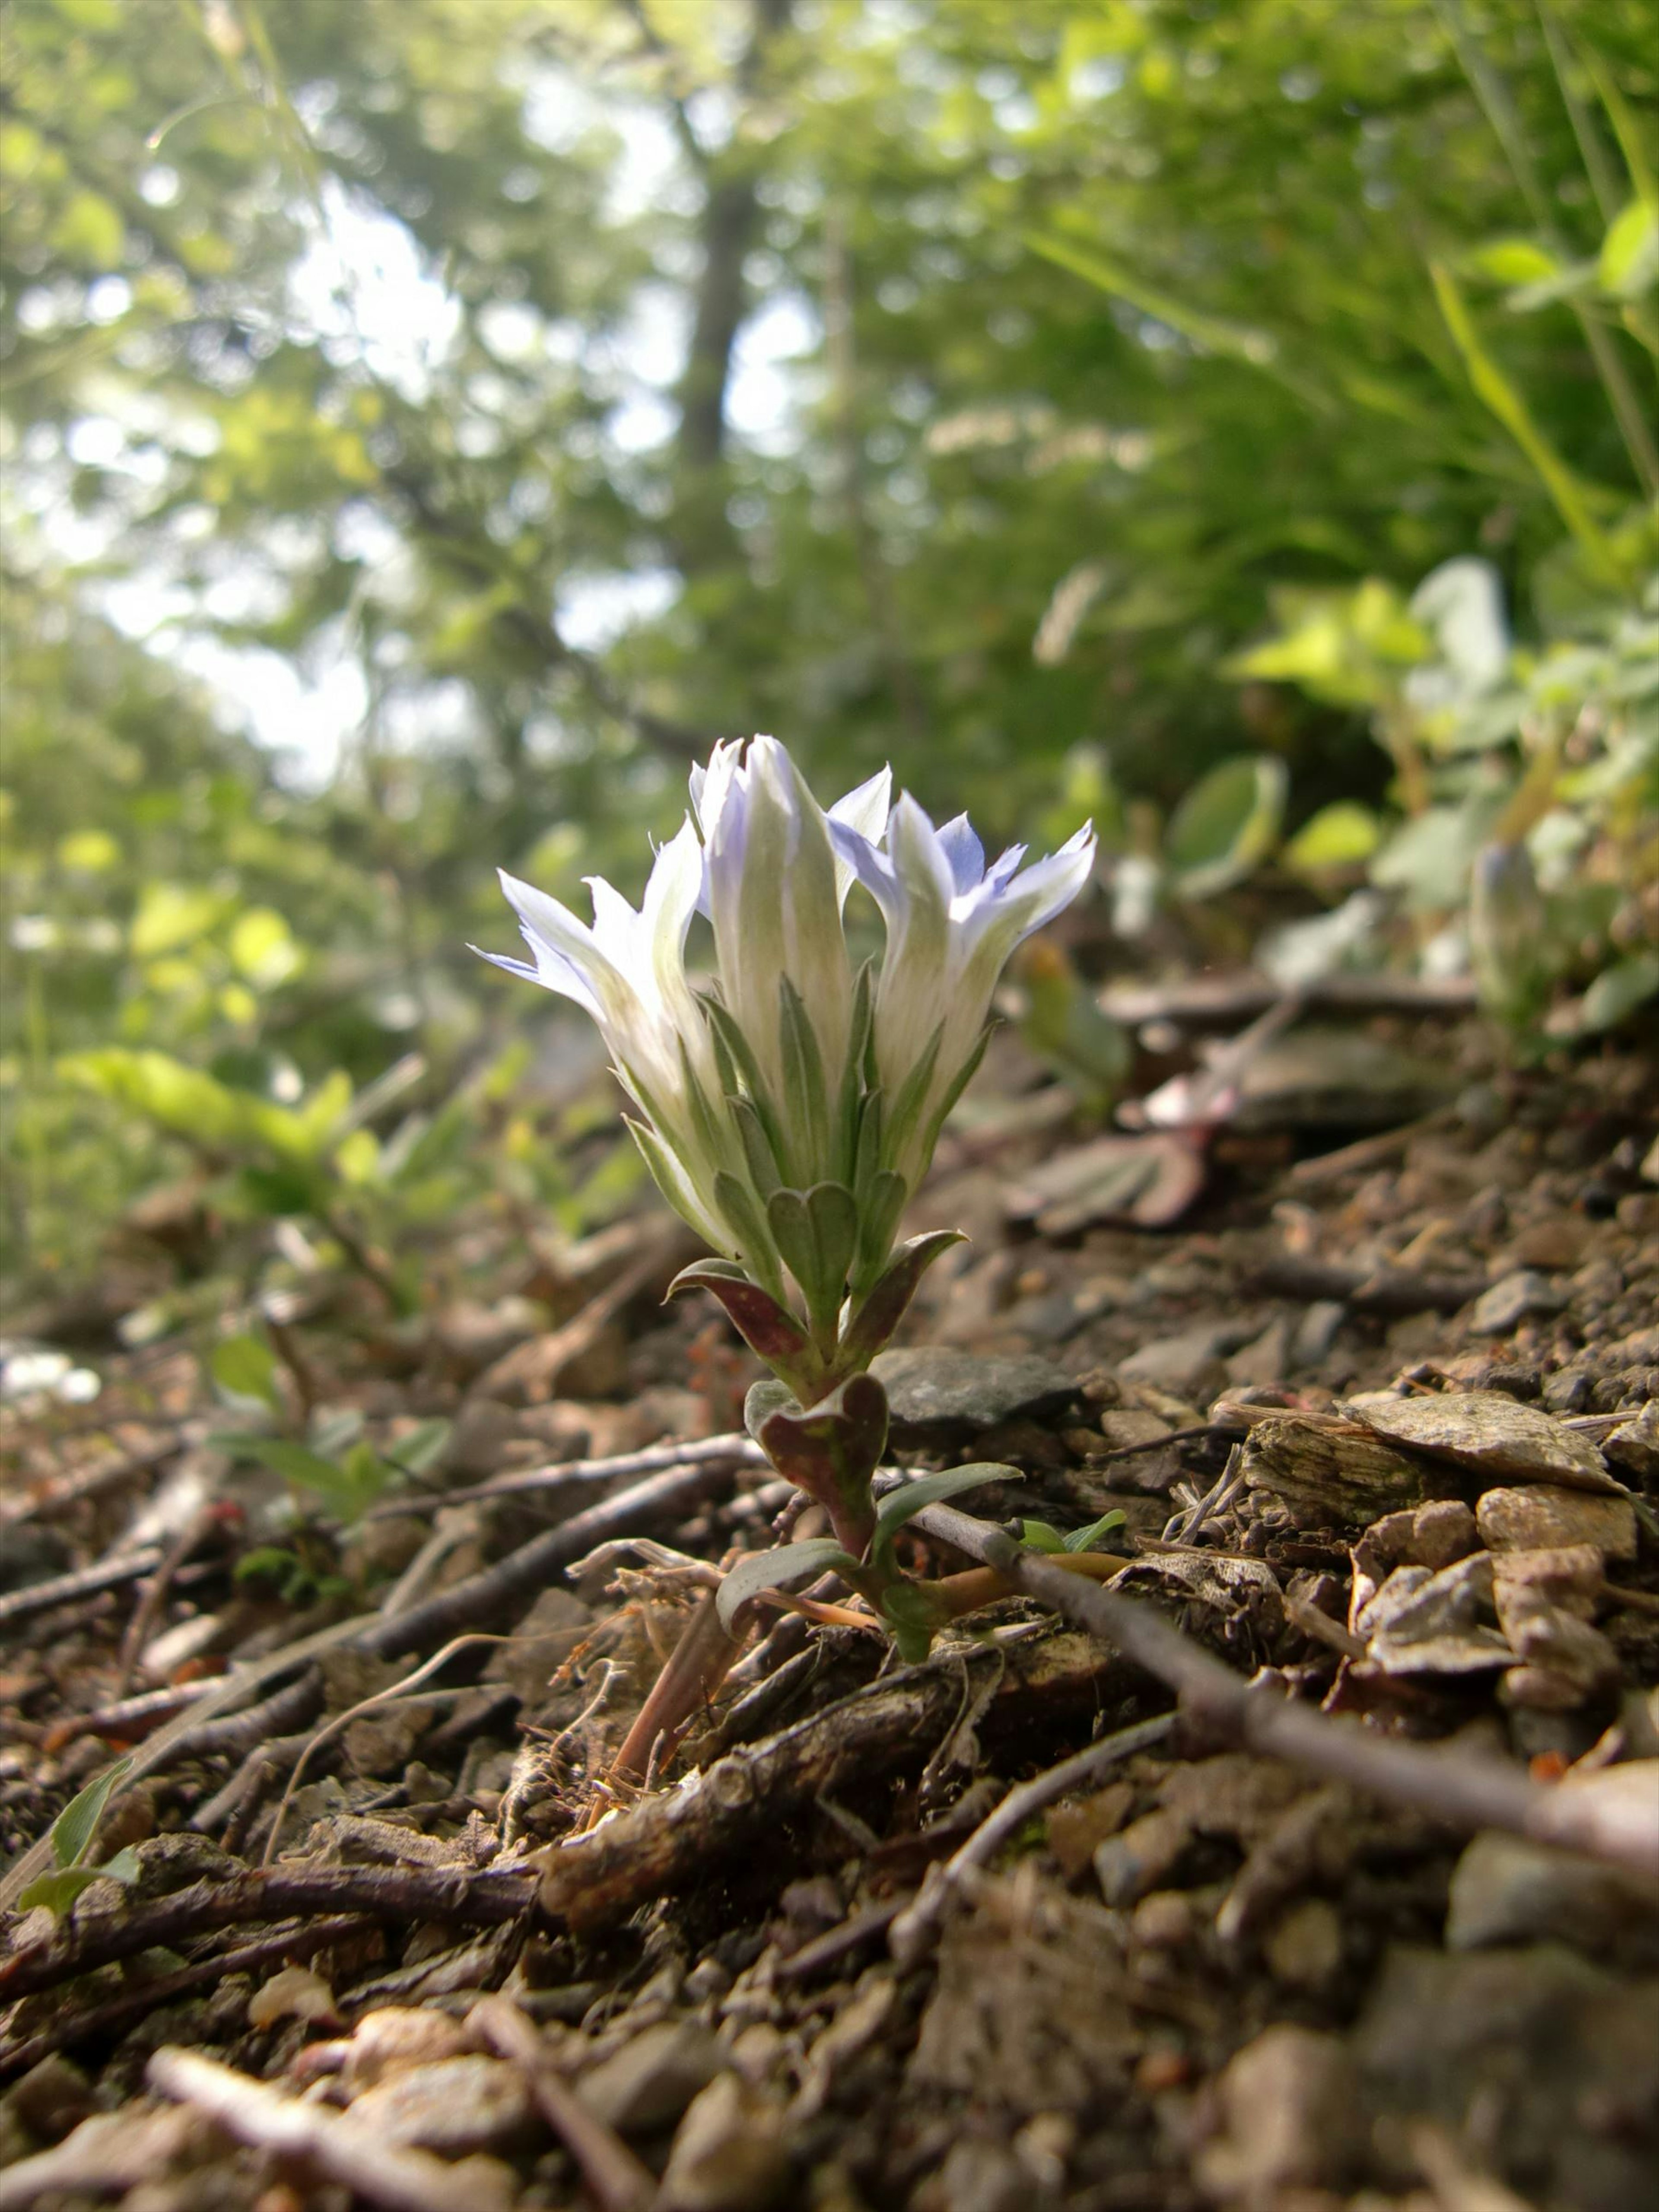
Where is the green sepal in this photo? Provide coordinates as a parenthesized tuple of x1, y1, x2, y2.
(700, 992, 789, 1168)
(767, 1180, 859, 1337)
(777, 976, 831, 1182)
(712, 1170, 790, 1301)
(916, 1023, 994, 1172)
(883, 1021, 942, 1156)
(731, 1095, 784, 1199)
(677, 1035, 731, 1181)
(852, 1087, 885, 1200)
(852, 1169, 909, 1293)
(836, 961, 876, 1183)
(626, 1116, 726, 1255)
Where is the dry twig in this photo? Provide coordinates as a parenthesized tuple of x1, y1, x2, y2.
(911, 1502, 1659, 1881)
(0, 1917, 365, 2081)
(0, 1865, 537, 2005)
(888, 1712, 1178, 1962)
(146, 2045, 515, 2212)
(469, 1995, 655, 2212)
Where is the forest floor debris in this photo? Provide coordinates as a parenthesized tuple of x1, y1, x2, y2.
(3, 1026, 1657, 2209)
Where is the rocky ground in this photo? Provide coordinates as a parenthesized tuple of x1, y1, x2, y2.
(1, 1009, 1656, 2212)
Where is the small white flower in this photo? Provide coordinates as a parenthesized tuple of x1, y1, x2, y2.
(833, 796, 1096, 1186)
(480, 739, 1091, 1320)
(691, 736, 890, 1109)
(482, 818, 735, 1252)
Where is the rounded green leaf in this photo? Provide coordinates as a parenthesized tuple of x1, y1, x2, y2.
(1580, 953, 1659, 1034)
(1165, 756, 1288, 899)
(1284, 802, 1383, 877)
(210, 1332, 280, 1411)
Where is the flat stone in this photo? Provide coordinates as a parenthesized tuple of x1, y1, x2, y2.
(1356, 1555, 1514, 1676)
(658, 2073, 791, 2212)
(870, 1347, 1080, 1439)
(346, 2056, 537, 2153)
(1345, 1389, 1618, 1493)
(1468, 1270, 1568, 1336)
(1608, 1325, 1659, 1367)
(1224, 1315, 1296, 1388)
(1475, 1484, 1637, 1562)
(577, 2020, 727, 2135)
(1290, 1300, 1347, 1369)
(1446, 1830, 1657, 1954)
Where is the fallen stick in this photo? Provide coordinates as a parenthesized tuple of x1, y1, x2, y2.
(469, 1995, 654, 2212)
(146, 2045, 514, 2212)
(910, 1502, 1659, 1881)
(0, 1437, 181, 1529)
(0, 1864, 538, 2006)
(370, 1430, 766, 1517)
(535, 1627, 1133, 1931)
(361, 1454, 743, 1661)
(0, 1547, 163, 1631)
(0, 1916, 365, 2082)
(1243, 1255, 1488, 1314)
(1099, 972, 1478, 1027)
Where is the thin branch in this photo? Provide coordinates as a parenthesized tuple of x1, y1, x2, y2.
(0, 1918, 365, 2082)
(146, 2046, 515, 2212)
(0, 1547, 163, 1632)
(470, 1996, 654, 2212)
(368, 1430, 765, 1518)
(359, 1453, 744, 1662)
(888, 1712, 1179, 1962)
(910, 1501, 1659, 1881)
(0, 1866, 539, 2007)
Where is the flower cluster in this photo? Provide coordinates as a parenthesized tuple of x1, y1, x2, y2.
(483, 737, 1093, 1394)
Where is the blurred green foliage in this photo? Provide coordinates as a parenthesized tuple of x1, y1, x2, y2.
(2, 0, 1654, 1299)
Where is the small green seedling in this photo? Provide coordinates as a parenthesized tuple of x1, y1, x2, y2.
(18, 1756, 141, 1916)
(1016, 1510, 1128, 1555)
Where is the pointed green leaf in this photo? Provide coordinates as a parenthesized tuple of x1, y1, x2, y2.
(712, 1170, 788, 1299)
(1064, 1510, 1128, 1553)
(716, 1539, 861, 1633)
(872, 1464, 1017, 1567)
(49, 1755, 134, 1870)
(777, 976, 830, 1179)
(210, 1332, 281, 1413)
(882, 1025, 943, 1173)
(842, 1229, 966, 1367)
(731, 1096, 783, 1198)
(853, 1170, 910, 1293)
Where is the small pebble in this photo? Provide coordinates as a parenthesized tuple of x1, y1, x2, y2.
(1469, 1271, 1568, 1336)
